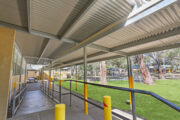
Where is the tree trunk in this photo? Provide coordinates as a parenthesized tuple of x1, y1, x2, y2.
(100, 61, 107, 85)
(157, 62, 165, 79)
(137, 55, 154, 85)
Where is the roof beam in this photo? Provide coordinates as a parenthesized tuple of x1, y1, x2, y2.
(57, 0, 96, 39)
(127, 43, 180, 56)
(25, 56, 53, 65)
(27, 0, 31, 32)
(54, 43, 180, 68)
(62, 51, 106, 65)
(89, 44, 110, 52)
(52, 0, 177, 64)
(89, 44, 127, 56)
(37, 39, 50, 64)
(0, 21, 76, 44)
(54, 54, 123, 68)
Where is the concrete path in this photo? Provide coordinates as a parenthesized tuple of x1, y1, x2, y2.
(13, 83, 94, 120)
(13, 105, 94, 120)
(15, 90, 55, 117)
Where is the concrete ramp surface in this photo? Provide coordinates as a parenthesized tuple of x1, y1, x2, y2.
(12, 83, 94, 120)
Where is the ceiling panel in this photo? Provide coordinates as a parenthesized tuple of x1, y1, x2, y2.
(15, 31, 46, 57)
(31, 0, 90, 35)
(0, 0, 27, 27)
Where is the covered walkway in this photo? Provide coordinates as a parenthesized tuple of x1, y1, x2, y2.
(0, 0, 180, 120)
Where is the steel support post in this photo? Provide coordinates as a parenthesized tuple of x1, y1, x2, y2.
(84, 47, 88, 115)
(52, 80, 54, 100)
(42, 68, 44, 85)
(42, 68, 44, 91)
(59, 80, 62, 103)
(60, 68, 62, 80)
(76, 65, 78, 91)
(127, 56, 134, 109)
(45, 81, 47, 94)
(48, 68, 52, 96)
(19, 56, 23, 91)
(131, 92, 137, 120)
(70, 80, 72, 106)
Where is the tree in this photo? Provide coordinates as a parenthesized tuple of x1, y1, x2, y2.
(100, 61, 107, 85)
(137, 54, 154, 85)
(149, 52, 165, 79)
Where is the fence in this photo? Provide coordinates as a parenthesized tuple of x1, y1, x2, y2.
(40, 80, 180, 120)
(11, 83, 26, 117)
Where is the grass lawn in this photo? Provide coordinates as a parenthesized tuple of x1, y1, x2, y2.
(55, 79, 180, 120)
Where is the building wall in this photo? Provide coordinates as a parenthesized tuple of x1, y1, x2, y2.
(27, 71, 37, 78)
(0, 27, 15, 120)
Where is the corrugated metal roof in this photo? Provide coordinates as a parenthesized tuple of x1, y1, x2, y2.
(54, 0, 180, 68)
(1, 0, 180, 67)
(92, 1, 180, 53)
(64, 0, 133, 41)
(31, 0, 90, 35)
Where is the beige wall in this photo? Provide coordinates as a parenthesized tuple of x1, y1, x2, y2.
(21, 75, 25, 83)
(27, 71, 37, 78)
(0, 27, 15, 120)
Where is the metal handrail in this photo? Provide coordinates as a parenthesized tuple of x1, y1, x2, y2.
(41, 80, 180, 120)
(12, 84, 26, 116)
(15, 86, 26, 99)
(66, 80, 180, 112)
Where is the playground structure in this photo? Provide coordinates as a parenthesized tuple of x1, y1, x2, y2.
(1, 0, 180, 120)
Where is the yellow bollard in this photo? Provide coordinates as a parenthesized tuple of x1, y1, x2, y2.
(41, 75, 44, 84)
(169, 69, 171, 73)
(55, 104, 65, 120)
(59, 80, 64, 86)
(84, 83, 88, 115)
(104, 96, 112, 120)
(13, 82, 17, 89)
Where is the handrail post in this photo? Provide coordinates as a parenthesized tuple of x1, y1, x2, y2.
(45, 81, 47, 95)
(12, 82, 17, 117)
(52, 80, 54, 100)
(131, 91, 137, 120)
(59, 80, 62, 103)
(49, 67, 52, 96)
(104, 96, 112, 120)
(70, 80, 72, 106)
(49, 76, 52, 96)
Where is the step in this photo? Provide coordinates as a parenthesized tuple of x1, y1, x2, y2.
(112, 109, 144, 120)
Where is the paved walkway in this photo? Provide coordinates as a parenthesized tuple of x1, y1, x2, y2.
(13, 83, 94, 120)
(15, 90, 55, 116)
(12, 82, 143, 120)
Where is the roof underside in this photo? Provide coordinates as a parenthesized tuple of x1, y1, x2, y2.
(0, 0, 180, 68)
